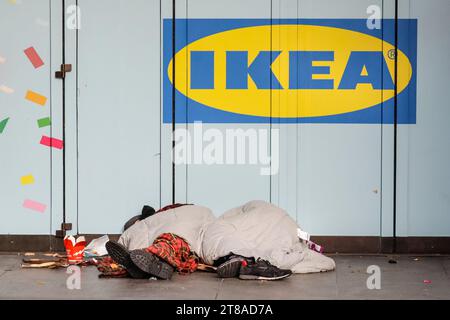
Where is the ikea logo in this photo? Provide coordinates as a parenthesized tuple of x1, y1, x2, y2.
(164, 19, 417, 124)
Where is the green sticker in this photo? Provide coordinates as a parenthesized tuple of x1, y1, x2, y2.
(0, 117, 9, 134)
(37, 117, 51, 128)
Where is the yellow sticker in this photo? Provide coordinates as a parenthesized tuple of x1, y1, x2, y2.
(21, 174, 35, 185)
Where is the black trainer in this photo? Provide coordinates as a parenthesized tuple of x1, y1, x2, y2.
(239, 258, 292, 281)
(130, 249, 174, 280)
(217, 255, 246, 278)
(105, 241, 150, 279)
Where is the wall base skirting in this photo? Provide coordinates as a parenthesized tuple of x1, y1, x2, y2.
(1, 235, 450, 254)
(0, 234, 120, 253)
(310, 236, 450, 254)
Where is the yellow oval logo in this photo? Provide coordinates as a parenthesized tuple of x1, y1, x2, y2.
(168, 24, 413, 118)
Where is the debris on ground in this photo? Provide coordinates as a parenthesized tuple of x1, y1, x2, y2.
(21, 255, 68, 269)
(21, 253, 98, 269)
(96, 256, 128, 278)
(197, 263, 217, 272)
(388, 259, 397, 264)
(84, 235, 109, 257)
(64, 235, 87, 264)
(22, 261, 67, 269)
(43, 253, 66, 258)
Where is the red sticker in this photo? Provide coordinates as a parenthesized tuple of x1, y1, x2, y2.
(24, 47, 44, 69)
(40, 135, 63, 149)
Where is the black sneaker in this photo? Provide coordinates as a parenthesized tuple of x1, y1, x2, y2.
(217, 256, 245, 278)
(105, 241, 151, 279)
(239, 258, 292, 281)
(130, 249, 174, 280)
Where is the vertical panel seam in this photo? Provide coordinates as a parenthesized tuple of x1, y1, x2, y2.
(393, 0, 399, 252)
(171, 0, 176, 204)
(49, 0, 53, 248)
(159, 0, 162, 209)
(76, 0, 80, 234)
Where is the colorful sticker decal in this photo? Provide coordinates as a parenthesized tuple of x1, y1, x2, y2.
(0, 117, 9, 134)
(25, 90, 47, 106)
(40, 135, 63, 149)
(23, 199, 46, 213)
(20, 174, 35, 185)
(24, 47, 44, 69)
(163, 19, 417, 124)
(0, 85, 14, 94)
(37, 117, 51, 128)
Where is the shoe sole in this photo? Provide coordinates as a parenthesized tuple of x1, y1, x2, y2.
(105, 241, 150, 279)
(217, 258, 243, 278)
(239, 273, 292, 281)
(130, 249, 174, 280)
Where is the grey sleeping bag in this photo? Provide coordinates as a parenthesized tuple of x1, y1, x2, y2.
(118, 200, 335, 274)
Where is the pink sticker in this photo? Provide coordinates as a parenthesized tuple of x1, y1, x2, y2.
(40, 135, 63, 149)
(24, 47, 44, 69)
(23, 199, 47, 213)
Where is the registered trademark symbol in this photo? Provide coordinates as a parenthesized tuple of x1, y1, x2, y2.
(388, 49, 396, 60)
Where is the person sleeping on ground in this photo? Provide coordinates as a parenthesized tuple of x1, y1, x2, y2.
(105, 201, 335, 280)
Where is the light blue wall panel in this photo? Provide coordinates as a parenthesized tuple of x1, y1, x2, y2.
(293, 0, 384, 236)
(0, 0, 53, 234)
(167, 0, 273, 216)
(74, 0, 162, 234)
(396, 0, 450, 236)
